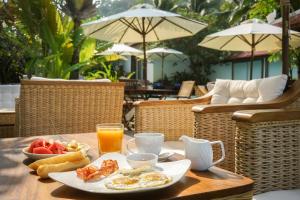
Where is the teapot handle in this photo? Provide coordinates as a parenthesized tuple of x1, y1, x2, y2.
(210, 141, 225, 166)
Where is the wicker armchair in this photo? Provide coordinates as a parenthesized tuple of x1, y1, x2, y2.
(232, 109, 300, 197)
(193, 80, 300, 172)
(134, 96, 212, 141)
(135, 79, 300, 171)
(15, 80, 125, 137)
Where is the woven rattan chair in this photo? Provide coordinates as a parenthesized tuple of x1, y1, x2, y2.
(15, 80, 125, 137)
(135, 79, 300, 171)
(192, 80, 300, 172)
(232, 109, 300, 198)
(0, 110, 15, 138)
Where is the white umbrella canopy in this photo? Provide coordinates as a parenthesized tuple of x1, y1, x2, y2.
(199, 18, 300, 79)
(82, 4, 207, 81)
(147, 47, 183, 55)
(100, 44, 142, 56)
(146, 47, 184, 79)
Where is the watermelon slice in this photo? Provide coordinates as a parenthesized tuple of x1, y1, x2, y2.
(48, 142, 66, 154)
(32, 147, 53, 154)
(28, 139, 45, 153)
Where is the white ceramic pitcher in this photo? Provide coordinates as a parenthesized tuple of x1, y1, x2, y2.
(179, 135, 225, 171)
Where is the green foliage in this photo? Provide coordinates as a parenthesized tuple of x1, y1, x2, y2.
(170, 71, 195, 84)
(0, 0, 30, 83)
(84, 62, 135, 82)
(14, 0, 97, 79)
(0, 28, 26, 83)
(249, 0, 278, 20)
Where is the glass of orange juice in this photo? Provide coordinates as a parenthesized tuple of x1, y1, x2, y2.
(96, 123, 124, 154)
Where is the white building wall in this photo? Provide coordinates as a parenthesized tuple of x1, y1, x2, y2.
(122, 56, 131, 73)
(150, 57, 190, 82)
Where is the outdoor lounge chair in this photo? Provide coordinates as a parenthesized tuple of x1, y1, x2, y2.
(233, 109, 300, 199)
(135, 75, 300, 172)
(194, 85, 208, 97)
(165, 80, 195, 99)
(15, 80, 125, 137)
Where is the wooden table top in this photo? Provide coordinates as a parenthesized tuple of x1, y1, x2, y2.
(0, 133, 253, 200)
(125, 88, 177, 94)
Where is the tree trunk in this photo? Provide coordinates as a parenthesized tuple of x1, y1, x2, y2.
(69, 19, 81, 80)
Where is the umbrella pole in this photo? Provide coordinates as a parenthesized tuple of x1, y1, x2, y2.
(161, 55, 165, 80)
(281, 0, 290, 77)
(250, 48, 254, 80)
(143, 34, 147, 82)
(250, 35, 255, 80)
(142, 18, 147, 83)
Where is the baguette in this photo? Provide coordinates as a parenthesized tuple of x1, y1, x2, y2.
(37, 157, 90, 178)
(29, 151, 86, 170)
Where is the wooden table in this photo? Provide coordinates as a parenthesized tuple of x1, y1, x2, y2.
(125, 88, 177, 100)
(0, 133, 253, 200)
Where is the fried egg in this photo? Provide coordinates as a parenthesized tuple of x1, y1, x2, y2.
(105, 171, 172, 190)
(139, 172, 172, 188)
(105, 175, 140, 190)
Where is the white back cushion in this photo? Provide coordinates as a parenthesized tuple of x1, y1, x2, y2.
(211, 75, 288, 104)
(0, 85, 20, 110)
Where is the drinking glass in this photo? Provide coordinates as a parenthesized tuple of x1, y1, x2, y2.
(96, 123, 124, 154)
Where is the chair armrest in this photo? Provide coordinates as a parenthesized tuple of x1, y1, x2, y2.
(233, 108, 300, 194)
(232, 109, 300, 123)
(134, 95, 211, 107)
(192, 102, 281, 113)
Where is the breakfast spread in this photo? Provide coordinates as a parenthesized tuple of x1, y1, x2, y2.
(24, 137, 182, 193)
(29, 151, 90, 178)
(76, 159, 119, 181)
(28, 139, 84, 154)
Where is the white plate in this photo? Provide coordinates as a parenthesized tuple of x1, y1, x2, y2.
(22, 143, 90, 160)
(128, 141, 185, 161)
(49, 152, 191, 194)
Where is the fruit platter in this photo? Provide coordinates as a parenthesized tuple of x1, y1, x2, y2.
(23, 138, 90, 160)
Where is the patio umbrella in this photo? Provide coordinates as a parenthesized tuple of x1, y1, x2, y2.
(100, 44, 142, 56)
(82, 4, 207, 81)
(199, 18, 300, 79)
(146, 47, 184, 79)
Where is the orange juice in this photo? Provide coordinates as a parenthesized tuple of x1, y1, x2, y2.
(96, 124, 124, 154)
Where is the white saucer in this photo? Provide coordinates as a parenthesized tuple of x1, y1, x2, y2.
(127, 141, 184, 161)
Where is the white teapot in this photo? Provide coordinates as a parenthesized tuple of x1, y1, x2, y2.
(179, 135, 225, 171)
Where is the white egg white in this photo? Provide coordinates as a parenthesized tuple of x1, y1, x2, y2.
(105, 175, 140, 190)
(139, 172, 171, 188)
(105, 172, 172, 190)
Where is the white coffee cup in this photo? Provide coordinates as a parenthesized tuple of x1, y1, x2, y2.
(127, 133, 164, 155)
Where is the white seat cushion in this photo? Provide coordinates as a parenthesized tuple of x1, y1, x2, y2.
(210, 75, 287, 104)
(253, 189, 300, 200)
(0, 85, 20, 110)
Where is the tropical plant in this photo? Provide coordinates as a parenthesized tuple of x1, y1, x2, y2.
(247, 0, 300, 79)
(15, 0, 97, 79)
(54, 0, 98, 79)
(84, 62, 135, 82)
(0, 0, 24, 83)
